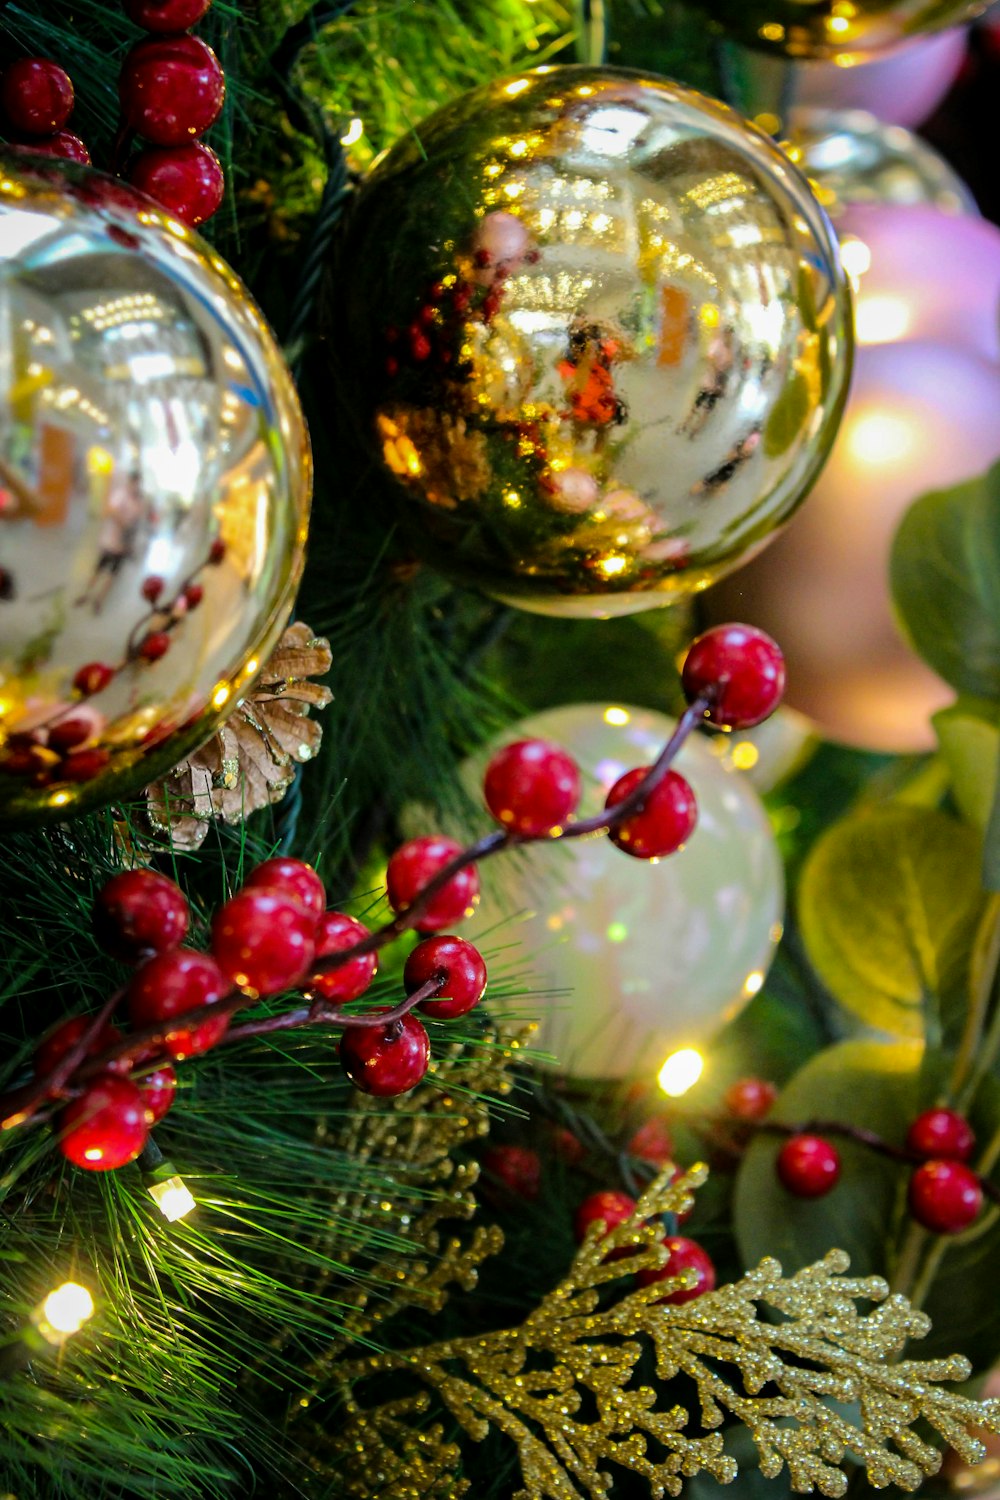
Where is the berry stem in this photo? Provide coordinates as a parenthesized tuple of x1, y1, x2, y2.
(224, 973, 445, 1043)
(0, 988, 124, 1129)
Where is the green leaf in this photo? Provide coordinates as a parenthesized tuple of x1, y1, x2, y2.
(890, 460, 1000, 699)
(733, 1039, 921, 1278)
(798, 805, 985, 1040)
(933, 698, 1000, 834)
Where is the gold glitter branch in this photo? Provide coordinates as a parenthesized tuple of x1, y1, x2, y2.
(313, 1167, 1000, 1500)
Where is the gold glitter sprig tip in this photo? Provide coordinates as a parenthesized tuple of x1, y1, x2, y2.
(313, 1167, 1000, 1500)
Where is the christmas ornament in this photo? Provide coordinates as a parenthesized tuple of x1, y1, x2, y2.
(338, 65, 850, 618)
(788, 29, 968, 126)
(684, 0, 985, 61)
(0, 155, 310, 824)
(144, 623, 332, 851)
(707, 341, 1000, 750)
(789, 109, 978, 217)
(777, 1134, 842, 1197)
(837, 204, 1000, 360)
(460, 702, 783, 1079)
(906, 1108, 975, 1162)
(908, 1159, 983, 1233)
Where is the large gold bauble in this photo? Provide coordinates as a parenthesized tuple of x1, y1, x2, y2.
(0, 154, 310, 825)
(684, 0, 985, 61)
(336, 66, 851, 618)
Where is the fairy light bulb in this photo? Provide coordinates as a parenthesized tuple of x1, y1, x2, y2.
(658, 1047, 705, 1097)
(33, 1282, 95, 1344)
(147, 1174, 196, 1222)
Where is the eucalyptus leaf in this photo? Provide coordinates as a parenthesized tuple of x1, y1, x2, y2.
(933, 698, 1000, 834)
(798, 805, 985, 1040)
(890, 460, 1000, 699)
(733, 1039, 921, 1278)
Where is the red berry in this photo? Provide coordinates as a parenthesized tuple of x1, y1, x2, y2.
(128, 141, 224, 227)
(626, 1116, 674, 1167)
(208, 538, 226, 565)
(1, 58, 74, 135)
(404, 935, 487, 1019)
(339, 1012, 430, 1097)
(409, 331, 432, 361)
(119, 34, 225, 147)
(13, 130, 90, 164)
(573, 1189, 637, 1243)
(638, 1235, 716, 1304)
(141, 574, 165, 602)
(481, 1144, 542, 1201)
(94, 869, 189, 962)
(483, 738, 581, 837)
(776, 1134, 841, 1198)
(908, 1159, 983, 1234)
(309, 911, 377, 1002)
(183, 582, 204, 609)
(58, 1074, 149, 1170)
(552, 1125, 585, 1164)
(243, 857, 325, 921)
(682, 624, 786, 730)
(385, 836, 479, 933)
(139, 630, 171, 662)
(127, 948, 230, 1059)
(47, 715, 95, 752)
(211, 888, 316, 996)
(124, 0, 212, 30)
(61, 747, 111, 782)
(136, 1058, 177, 1124)
(906, 1108, 975, 1163)
(34, 1017, 126, 1082)
(605, 767, 697, 860)
(724, 1077, 778, 1122)
(73, 661, 115, 696)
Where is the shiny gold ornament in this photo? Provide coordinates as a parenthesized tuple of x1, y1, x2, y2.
(305, 1164, 1000, 1499)
(336, 66, 851, 618)
(684, 0, 986, 61)
(0, 154, 310, 825)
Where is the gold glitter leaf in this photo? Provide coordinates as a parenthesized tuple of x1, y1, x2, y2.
(311, 1167, 1000, 1500)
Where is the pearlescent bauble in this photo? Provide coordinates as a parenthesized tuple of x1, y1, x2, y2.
(337, 66, 851, 618)
(790, 110, 978, 218)
(837, 204, 1000, 360)
(708, 341, 1000, 751)
(460, 703, 784, 1079)
(789, 31, 968, 127)
(686, 0, 985, 61)
(0, 154, 310, 824)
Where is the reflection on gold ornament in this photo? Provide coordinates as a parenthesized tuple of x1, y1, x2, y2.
(0, 154, 310, 825)
(681, 0, 986, 61)
(337, 66, 851, 618)
(707, 341, 1000, 751)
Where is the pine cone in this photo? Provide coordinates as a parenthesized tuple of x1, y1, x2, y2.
(145, 622, 333, 849)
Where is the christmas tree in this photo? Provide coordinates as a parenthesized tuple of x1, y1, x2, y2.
(3, 3, 1000, 1497)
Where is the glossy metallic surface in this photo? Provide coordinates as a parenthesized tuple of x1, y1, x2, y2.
(339, 66, 851, 618)
(789, 109, 979, 217)
(686, 0, 985, 61)
(0, 155, 310, 824)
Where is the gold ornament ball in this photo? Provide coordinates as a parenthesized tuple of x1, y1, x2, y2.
(683, 0, 986, 61)
(0, 154, 310, 825)
(336, 66, 851, 618)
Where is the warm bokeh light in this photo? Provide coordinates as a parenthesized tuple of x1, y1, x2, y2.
(658, 1047, 705, 1097)
(847, 409, 915, 466)
(34, 1282, 95, 1343)
(853, 292, 911, 344)
(603, 706, 630, 726)
(148, 1176, 197, 1222)
(339, 117, 364, 146)
(839, 235, 871, 282)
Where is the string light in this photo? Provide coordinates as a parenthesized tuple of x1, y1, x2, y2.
(31, 1282, 94, 1345)
(340, 117, 364, 146)
(657, 1047, 704, 1097)
(147, 1174, 197, 1222)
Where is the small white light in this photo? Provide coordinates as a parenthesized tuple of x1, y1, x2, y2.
(658, 1047, 704, 1097)
(33, 1282, 95, 1344)
(340, 117, 364, 147)
(148, 1175, 196, 1222)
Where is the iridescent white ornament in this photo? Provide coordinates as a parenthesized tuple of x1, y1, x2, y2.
(461, 703, 784, 1080)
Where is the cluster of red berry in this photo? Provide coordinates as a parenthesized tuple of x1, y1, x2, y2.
(12, 623, 787, 1174)
(775, 1108, 985, 1236)
(1, 0, 225, 227)
(573, 1189, 715, 1305)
